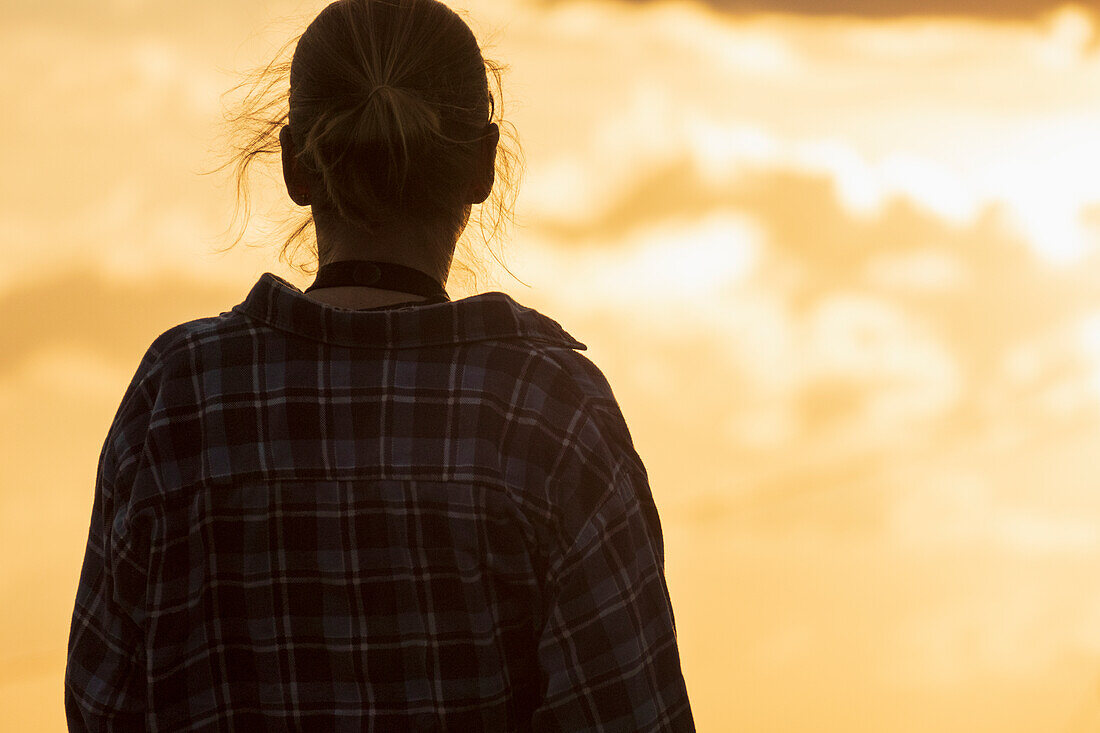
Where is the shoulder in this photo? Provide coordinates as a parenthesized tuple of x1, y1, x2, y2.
(103, 312, 247, 459)
(507, 343, 655, 570)
(491, 332, 643, 499)
(531, 344, 620, 413)
(481, 294, 614, 406)
(146, 310, 250, 366)
(480, 295, 637, 452)
(130, 309, 256, 385)
(525, 339, 637, 453)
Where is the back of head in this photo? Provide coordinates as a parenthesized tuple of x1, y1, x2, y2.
(288, 0, 493, 230)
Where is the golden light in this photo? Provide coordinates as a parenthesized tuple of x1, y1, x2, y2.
(4, 0, 1100, 730)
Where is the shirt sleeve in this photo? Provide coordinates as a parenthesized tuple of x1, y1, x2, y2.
(65, 463, 152, 732)
(530, 459, 695, 732)
(65, 346, 164, 732)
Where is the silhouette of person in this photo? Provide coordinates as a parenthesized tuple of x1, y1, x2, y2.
(65, 1, 694, 729)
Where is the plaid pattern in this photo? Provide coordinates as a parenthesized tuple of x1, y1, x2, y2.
(66, 273, 694, 732)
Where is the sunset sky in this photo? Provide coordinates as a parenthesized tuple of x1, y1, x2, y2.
(4, 0, 1100, 730)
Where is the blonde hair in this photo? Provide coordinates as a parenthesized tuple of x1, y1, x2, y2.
(219, 0, 522, 281)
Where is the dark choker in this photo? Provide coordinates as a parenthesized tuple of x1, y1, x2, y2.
(305, 260, 448, 300)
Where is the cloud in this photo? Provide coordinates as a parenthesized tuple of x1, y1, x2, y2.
(513, 159, 1100, 538)
(582, 0, 1094, 22)
(3, 0, 308, 37)
(533, 159, 1100, 364)
(0, 269, 240, 381)
(513, 4, 1100, 266)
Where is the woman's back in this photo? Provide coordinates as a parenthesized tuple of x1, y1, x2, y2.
(68, 276, 691, 730)
(65, 1, 693, 730)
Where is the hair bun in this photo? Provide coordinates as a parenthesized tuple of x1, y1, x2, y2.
(299, 80, 445, 220)
(357, 83, 443, 167)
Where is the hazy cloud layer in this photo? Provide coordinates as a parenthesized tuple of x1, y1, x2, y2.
(578, 0, 1093, 21)
(519, 161, 1100, 509)
(0, 272, 240, 380)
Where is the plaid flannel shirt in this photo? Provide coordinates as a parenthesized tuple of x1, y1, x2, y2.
(66, 273, 694, 732)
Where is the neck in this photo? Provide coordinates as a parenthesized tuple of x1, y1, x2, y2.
(313, 209, 462, 285)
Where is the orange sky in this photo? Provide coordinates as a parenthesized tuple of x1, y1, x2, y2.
(4, 1, 1100, 730)
(603, 0, 1097, 20)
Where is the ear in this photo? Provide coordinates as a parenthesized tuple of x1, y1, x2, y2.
(280, 125, 312, 207)
(466, 123, 499, 205)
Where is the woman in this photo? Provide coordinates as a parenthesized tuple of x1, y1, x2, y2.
(65, 1, 694, 730)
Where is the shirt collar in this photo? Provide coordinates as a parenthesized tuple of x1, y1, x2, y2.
(233, 273, 587, 351)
